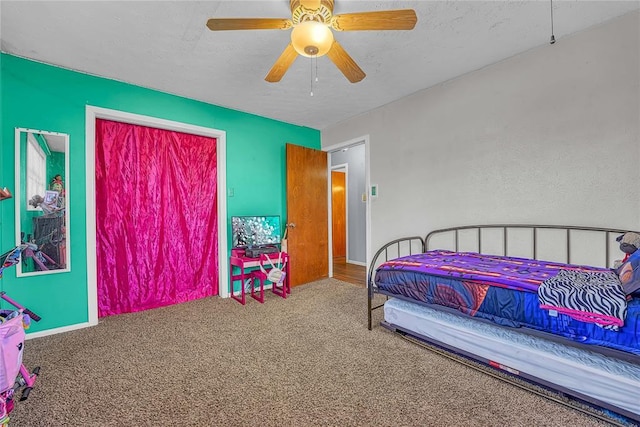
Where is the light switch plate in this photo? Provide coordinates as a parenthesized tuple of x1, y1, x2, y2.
(370, 184, 378, 199)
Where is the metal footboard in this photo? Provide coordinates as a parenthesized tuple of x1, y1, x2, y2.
(367, 236, 424, 330)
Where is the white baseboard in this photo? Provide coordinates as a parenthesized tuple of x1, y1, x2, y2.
(25, 321, 95, 340)
(347, 259, 366, 267)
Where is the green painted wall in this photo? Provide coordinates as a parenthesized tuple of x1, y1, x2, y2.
(0, 53, 320, 334)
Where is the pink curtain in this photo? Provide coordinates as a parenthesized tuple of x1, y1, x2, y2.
(95, 119, 218, 317)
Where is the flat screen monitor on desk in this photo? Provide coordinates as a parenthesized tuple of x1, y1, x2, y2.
(231, 216, 281, 249)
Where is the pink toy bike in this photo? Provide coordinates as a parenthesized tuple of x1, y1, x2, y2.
(0, 246, 42, 426)
(18, 231, 63, 272)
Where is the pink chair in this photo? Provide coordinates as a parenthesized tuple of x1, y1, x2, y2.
(251, 252, 290, 300)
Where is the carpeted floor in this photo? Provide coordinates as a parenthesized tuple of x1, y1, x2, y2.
(10, 279, 616, 426)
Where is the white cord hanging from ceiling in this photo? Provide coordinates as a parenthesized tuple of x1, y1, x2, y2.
(550, 0, 556, 44)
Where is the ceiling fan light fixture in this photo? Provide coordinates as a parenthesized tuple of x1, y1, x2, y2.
(291, 21, 334, 57)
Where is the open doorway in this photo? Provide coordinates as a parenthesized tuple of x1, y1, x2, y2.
(331, 164, 347, 257)
(328, 142, 367, 287)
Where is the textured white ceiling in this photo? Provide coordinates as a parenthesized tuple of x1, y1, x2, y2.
(1, 1, 638, 130)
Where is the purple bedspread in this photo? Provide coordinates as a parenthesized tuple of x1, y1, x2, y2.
(377, 250, 609, 293)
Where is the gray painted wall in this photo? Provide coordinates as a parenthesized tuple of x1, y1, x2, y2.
(322, 11, 640, 259)
(331, 143, 366, 264)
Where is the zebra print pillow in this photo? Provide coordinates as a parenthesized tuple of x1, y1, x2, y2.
(538, 269, 627, 329)
(616, 249, 640, 296)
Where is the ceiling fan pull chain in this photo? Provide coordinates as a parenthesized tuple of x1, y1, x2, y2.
(310, 56, 314, 96)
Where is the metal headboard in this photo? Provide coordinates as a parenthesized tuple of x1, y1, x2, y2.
(425, 224, 635, 267)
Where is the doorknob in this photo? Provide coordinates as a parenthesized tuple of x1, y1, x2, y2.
(286, 223, 296, 229)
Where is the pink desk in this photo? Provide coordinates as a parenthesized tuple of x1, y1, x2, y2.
(229, 249, 290, 305)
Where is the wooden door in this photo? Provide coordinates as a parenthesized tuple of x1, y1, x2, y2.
(286, 143, 328, 287)
(331, 171, 346, 257)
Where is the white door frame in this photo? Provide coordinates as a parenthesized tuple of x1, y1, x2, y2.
(330, 163, 349, 263)
(324, 135, 370, 278)
(85, 106, 228, 326)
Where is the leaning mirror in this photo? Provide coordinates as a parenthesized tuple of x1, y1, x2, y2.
(14, 128, 70, 276)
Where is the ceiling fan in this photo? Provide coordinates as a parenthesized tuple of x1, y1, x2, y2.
(206, 0, 417, 83)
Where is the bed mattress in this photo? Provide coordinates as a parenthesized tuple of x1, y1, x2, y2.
(375, 251, 640, 355)
(383, 297, 640, 418)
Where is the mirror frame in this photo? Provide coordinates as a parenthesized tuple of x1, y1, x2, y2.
(14, 128, 71, 276)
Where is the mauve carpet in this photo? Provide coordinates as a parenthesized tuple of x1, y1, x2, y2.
(10, 279, 615, 426)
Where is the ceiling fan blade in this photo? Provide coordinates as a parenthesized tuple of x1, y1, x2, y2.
(265, 44, 299, 83)
(332, 10, 417, 31)
(206, 18, 292, 31)
(326, 41, 365, 83)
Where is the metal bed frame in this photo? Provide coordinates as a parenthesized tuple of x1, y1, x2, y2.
(367, 224, 639, 423)
(368, 224, 635, 330)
